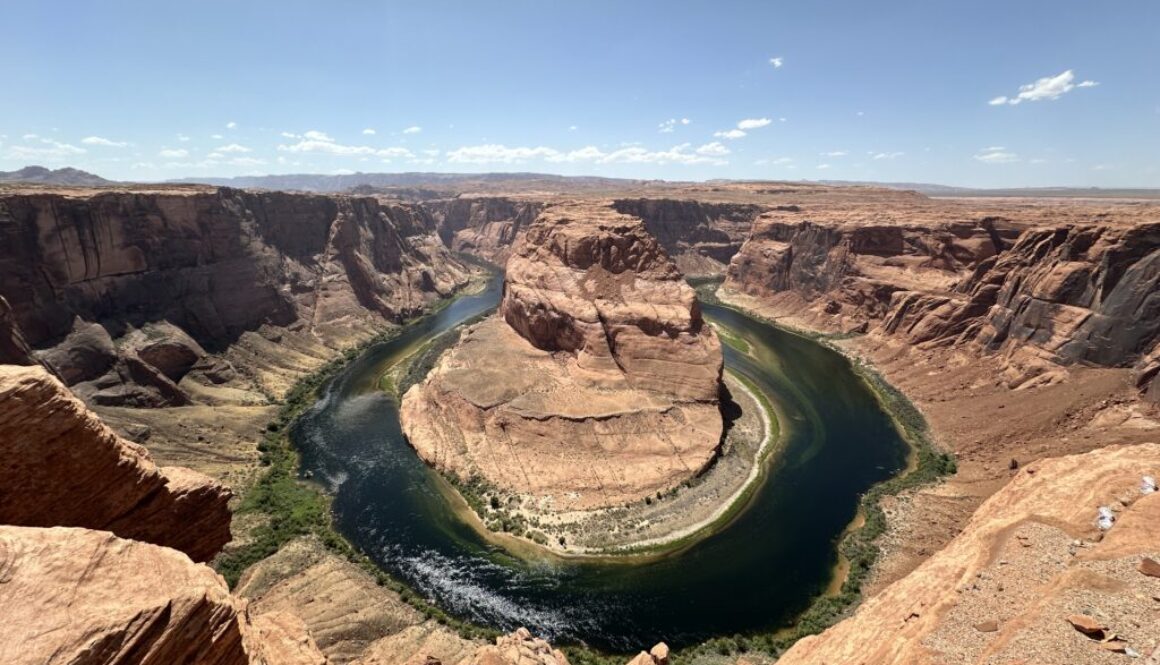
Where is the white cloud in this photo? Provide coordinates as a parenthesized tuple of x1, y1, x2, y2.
(177, 133, 191, 142)
(445, 141, 729, 166)
(81, 136, 128, 147)
(1029, 158, 1048, 164)
(215, 143, 252, 153)
(278, 131, 414, 159)
(362, 128, 376, 135)
(988, 70, 1099, 106)
(769, 56, 784, 68)
(871, 151, 904, 160)
(658, 118, 690, 133)
(402, 126, 422, 134)
(568, 125, 578, 131)
(737, 117, 772, 130)
(228, 156, 266, 167)
(695, 142, 730, 157)
(1092, 164, 1113, 171)
(158, 148, 189, 158)
(280, 131, 300, 139)
(211, 134, 224, 139)
(447, 144, 560, 163)
(821, 150, 847, 157)
(974, 148, 1019, 163)
(714, 129, 747, 140)
(6, 138, 86, 160)
(772, 157, 794, 165)
(422, 149, 441, 157)
(226, 121, 237, 129)
(817, 163, 831, 170)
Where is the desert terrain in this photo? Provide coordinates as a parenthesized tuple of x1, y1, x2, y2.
(0, 175, 1157, 664)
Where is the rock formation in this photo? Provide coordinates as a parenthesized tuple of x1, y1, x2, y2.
(724, 205, 1160, 387)
(402, 203, 723, 511)
(0, 525, 326, 665)
(0, 187, 472, 405)
(611, 198, 763, 275)
(423, 196, 543, 264)
(775, 443, 1160, 665)
(0, 364, 232, 562)
(0, 296, 35, 365)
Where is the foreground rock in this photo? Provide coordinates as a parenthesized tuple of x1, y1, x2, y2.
(402, 203, 723, 512)
(776, 443, 1160, 665)
(0, 525, 326, 665)
(0, 364, 232, 562)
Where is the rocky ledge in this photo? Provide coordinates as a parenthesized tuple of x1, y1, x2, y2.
(401, 202, 724, 513)
(0, 364, 232, 562)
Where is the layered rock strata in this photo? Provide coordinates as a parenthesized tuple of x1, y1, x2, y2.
(0, 187, 472, 405)
(401, 203, 723, 510)
(724, 205, 1160, 388)
(611, 198, 764, 275)
(0, 364, 232, 562)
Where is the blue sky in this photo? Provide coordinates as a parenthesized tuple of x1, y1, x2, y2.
(2, 0, 1157, 187)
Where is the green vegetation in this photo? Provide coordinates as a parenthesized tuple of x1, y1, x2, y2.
(670, 292, 957, 662)
(211, 300, 501, 642)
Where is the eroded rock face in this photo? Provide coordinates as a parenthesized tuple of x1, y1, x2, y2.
(423, 196, 543, 264)
(0, 365, 232, 562)
(0, 295, 35, 365)
(724, 206, 1160, 386)
(774, 443, 1160, 665)
(402, 203, 723, 511)
(0, 525, 327, 665)
(0, 188, 472, 403)
(611, 198, 763, 276)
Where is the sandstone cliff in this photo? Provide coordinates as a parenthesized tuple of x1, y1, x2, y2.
(0, 525, 326, 665)
(401, 202, 724, 512)
(0, 186, 472, 406)
(422, 196, 543, 264)
(724, 204, 1160, 389)
(0, 364, 232, 562)
(611, 198, 763, 276)
(776, 443, 1160, 665)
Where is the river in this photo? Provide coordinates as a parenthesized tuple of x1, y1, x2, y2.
(291, 275, 908, 652)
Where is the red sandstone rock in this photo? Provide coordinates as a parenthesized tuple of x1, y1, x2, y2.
(0, 365, 232, 561)
(402, 203, 724, 511)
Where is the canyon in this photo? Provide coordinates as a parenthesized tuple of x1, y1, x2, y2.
(0, 177, 1157, 664)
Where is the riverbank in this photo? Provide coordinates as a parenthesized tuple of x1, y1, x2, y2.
(669, 283, 958, 660)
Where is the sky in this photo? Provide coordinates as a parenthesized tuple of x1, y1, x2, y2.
(1, 0, 1158, 187)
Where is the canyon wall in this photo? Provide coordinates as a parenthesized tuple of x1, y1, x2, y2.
(611, 198, 763, 275)
(402, 202, 724, 512)
(0, 187, 472, 405)
(421, 196, 543, 264)
(724, 207, 1160, 389)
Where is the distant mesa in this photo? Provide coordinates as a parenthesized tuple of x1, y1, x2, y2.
(0, 165, 114, 186)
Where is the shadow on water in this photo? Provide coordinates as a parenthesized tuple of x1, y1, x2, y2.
(290, 274, 909, 652)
